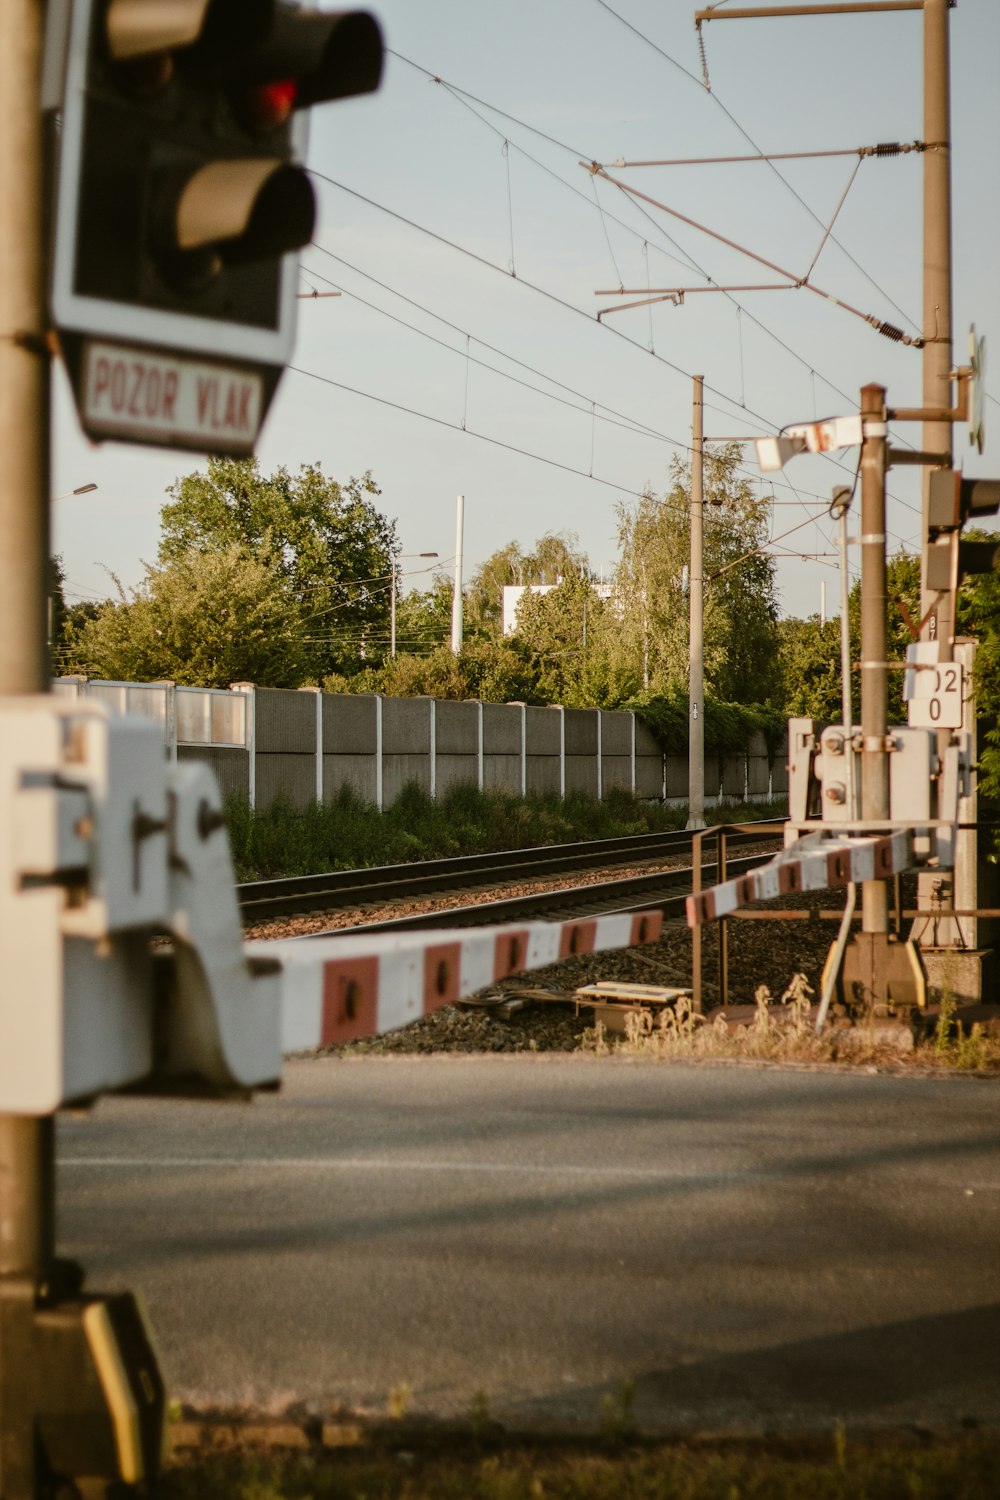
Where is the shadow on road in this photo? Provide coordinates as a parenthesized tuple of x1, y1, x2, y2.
(515, 1301, 1000, 1431)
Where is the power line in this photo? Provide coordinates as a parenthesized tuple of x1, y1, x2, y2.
(387, 49, 897, 430)
(286, 362, 650, 498)
(300, 257, 686, 449)
(373, 53, 926, 477)
(308, 172, 920, 559)
(591, 0, 920, 332)
(301, 251, 849, 512)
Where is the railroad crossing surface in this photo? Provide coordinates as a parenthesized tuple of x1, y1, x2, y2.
(58, 1056, 1000, 1434)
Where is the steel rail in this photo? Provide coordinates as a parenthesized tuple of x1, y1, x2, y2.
(288, 852, 772, 939)
(238, 821, 782, 923)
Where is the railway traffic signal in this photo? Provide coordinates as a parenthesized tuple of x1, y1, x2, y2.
(49, 0, 383, 454)
(925, 470, 1000, 589)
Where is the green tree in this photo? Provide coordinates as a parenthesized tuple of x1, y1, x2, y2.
(392, 573, 454, 656)
(956, 532, 1000, 804)
(777, 550, 922, 724)
(465, 532, 589, 641)
(66, 545, 307, 687)
(777, 616, 847, 722)
(340, 637, 539, 704)
(615, 445, 780, 705)
(158, 456, 396, 678)
(512, 575, 632, 707)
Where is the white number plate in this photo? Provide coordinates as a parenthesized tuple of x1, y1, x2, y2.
(907, 661, 964, 729)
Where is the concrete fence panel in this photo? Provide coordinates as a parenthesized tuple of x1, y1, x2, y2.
(252, 688, 318, 809)
(770, 753, 790, 796)
(382, 696, 434, 804)
(524, 704, 563, 797)
(482, 703, 523, 794)
(722, 750, 746, 800)
(600, 710, 634, 793)
(747, 729, 770, 798)
(177, 746, 250, 802)
(435, 700, 481, 796)
(322, 694, 381, 805)
(564, 708, 600, 798)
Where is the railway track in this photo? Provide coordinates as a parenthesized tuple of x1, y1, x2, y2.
(238, 820, 784, 933)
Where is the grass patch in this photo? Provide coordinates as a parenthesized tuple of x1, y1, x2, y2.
(581, 978, 1000, 1072)
(225, 784, 787, 882)
(153, 1432, 1000, 1499)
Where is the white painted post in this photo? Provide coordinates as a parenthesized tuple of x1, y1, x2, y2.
(428, 697, 437, 799)
(230, 682, 256, 809)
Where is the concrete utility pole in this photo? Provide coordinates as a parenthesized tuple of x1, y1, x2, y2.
(0, 0, 56, 1493)
(450, 494, 465, 654)
(687, 376, 706, 831)
(920, 0, 954, 643)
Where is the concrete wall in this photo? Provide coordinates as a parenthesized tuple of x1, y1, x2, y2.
(600, 711, 634, 794)
(57, 678, 784, 812)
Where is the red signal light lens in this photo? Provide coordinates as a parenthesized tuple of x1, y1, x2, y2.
(248, 78, 298, 129)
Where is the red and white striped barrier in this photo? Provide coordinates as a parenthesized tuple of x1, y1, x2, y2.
(685, 830, 916, 927)
(249, 910, 664, 1051)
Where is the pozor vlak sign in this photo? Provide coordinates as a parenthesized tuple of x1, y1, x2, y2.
(47, 0, 383, 455)
(82, 342, 265, 452)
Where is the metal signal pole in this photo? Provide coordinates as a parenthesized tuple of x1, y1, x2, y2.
(0, 0, 56, 1494)
(859, 384, 890, 942)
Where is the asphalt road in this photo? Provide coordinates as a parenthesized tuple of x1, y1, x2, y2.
(57, 1056, 1000, 1434)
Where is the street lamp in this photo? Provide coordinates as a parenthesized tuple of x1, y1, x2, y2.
(390, 552, 439, 657)
(51, 482, 98, 500)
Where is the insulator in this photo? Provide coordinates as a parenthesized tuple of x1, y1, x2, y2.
(875, 141, 902, 157)
(869, 318, 905, 343)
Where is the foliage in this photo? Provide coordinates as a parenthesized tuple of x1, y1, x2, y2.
(777, 616, 846, 722)
(464, 532, 589, 641)
(392, 572, 455, 655)
(777, 550, 921, 724)
(956, 530, 1000, 805)
(326, 637, 540, 704)
(511, 575, 633, 708)
(158, 456, 396, 679)
(159, 1434, 1000, 1499)
(64, 545, 308, 687)
(226, 784, 703, 882)
(614, 444, 781, 706)
(625, 688, 784, 757)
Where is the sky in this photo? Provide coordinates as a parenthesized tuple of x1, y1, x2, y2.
(51, 0, 1000, 624)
